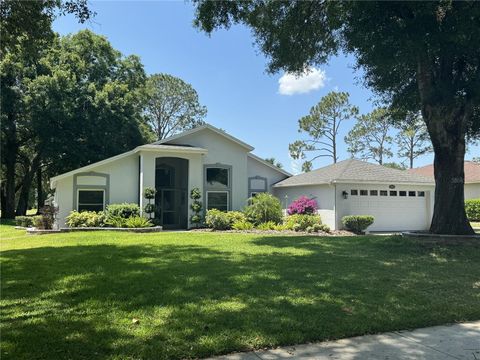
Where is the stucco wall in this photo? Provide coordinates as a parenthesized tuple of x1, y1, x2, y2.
(247, 156, 289, 193)
(465, 183, 480, 199)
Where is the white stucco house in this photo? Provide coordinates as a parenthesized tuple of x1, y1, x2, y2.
(50, 124, 291, 229)
(273, 159, 435, 231)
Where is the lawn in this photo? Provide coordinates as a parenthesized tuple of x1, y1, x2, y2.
(1, 224, 480, 360)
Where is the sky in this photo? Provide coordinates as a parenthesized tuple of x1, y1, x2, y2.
(53, 1, 478, 174)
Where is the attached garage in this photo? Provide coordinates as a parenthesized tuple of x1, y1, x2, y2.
(273, 159, 435, 232)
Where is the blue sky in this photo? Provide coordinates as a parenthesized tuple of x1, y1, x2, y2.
(53, 1, 478, 174)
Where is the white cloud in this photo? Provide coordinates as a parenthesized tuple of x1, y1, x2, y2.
(278, 67, 327, 95)
(289, 154, 302, 175)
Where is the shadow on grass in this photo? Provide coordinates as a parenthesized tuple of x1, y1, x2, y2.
(1, 235, 480, 359)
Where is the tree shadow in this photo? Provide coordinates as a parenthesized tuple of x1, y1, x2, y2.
(1, 235, 479, 359)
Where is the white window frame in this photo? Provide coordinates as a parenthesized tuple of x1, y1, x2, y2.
(77, 189, 105, 212)
(206, 190, 230, 211)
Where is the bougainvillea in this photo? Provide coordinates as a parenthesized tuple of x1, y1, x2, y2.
(287, 196, 318, 215)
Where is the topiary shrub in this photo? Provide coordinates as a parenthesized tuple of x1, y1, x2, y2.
(342, 215, 374, 233)
(190, 187, 203, 228)
(287, 196, 318, 215)
(465, 199, 480, 221)
(284, 214, 322, 231)
(105, 203, 140, 220)
(244, 193, 282, 225)
(205, 209, 231, 230)
(66, 211, 106, 227)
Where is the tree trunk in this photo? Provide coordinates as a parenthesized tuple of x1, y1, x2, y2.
(36, 165, 44, 213)
(2, 145, 17, 219)
(15, 157, 40, 216)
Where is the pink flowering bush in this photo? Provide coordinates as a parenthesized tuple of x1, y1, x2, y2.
(287, 196, 318, 215)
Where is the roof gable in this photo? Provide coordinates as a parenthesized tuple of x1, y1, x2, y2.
(274, 159, 434, 187)
(153, 124, 254, 151)
(248, 153, 292, 177)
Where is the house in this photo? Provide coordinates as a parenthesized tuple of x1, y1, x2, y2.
(273, 159, 435, 232)
(50, 124, 291, 229)
(408, 161, 480, 199)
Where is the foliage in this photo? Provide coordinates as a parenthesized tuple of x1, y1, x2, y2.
(124, 216, 153, 228)
(144, 73, 207, 140)
(256, 221, 278, 231)
(105, 215, 127, 228)
(144, 203, 156, 214)
(342, 215, 375, 233)
(383, 162, 407, 170)
(105, 203, 140, 220)
(345, 108, 393, 165)
(205, 209, 231, 230)
(465, 199, 480, 221)
(313, 223, 330, 233)
(289, 91, 358, 169)
(264, 157, 283, 169)
(231, 219, 254, 231)
(193, 1, 480, 234)
(287, 196, 318, 215)
(14, 216, 40, 228)
(395, 112, 432, 169)
(66, 211, 106, 228)
(144, 187, 156, 200)
(244, 193, 283, 225)
(284, 214, 322, 232)
(33, 205, 58, 230)
(189, 187, 203, 227)
(226, 211, 246, 224)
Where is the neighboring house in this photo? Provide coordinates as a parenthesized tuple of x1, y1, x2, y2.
(50, 124, 291, 229)
(408, 161, 480, 199)
(273, 159, 435, 232)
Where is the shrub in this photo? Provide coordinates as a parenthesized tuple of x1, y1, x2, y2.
(105, 215, 127, 228)
(66, 211, 106, 228)
(284, 214, 322, 231)
(465, 199, 480, 221)
(125, 216, 153, 228)
(226, 211, 246, 224)
(232, 219, 254, 230)
(342, 215, 374, 233)
(34, 205, 58, 229)
(287, 196, 318, 215)
(15, 216, 38, 228)
(244, 193, 282, 225)
(190, 187, 203, 227)
(313, 223, 330, 233)
(105, 203, 140, 220)
(256, 221, 277, 230)
(205, 209, 231, 230)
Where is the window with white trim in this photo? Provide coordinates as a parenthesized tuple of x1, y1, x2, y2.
(206, 191, 229, 211)
(77, 190, 105, 212)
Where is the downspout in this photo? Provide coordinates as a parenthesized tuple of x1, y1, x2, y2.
(139, 154, 144, 216)
(333, 181, 337, 231)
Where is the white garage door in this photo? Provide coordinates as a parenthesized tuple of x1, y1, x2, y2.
(344, 189, 429, 231)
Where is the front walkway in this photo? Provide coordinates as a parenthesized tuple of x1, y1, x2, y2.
(207, 321, 480, 360)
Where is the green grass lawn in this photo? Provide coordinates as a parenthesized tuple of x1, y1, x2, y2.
(1, 224, 480, 360)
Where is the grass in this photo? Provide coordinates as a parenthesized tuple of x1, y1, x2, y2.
(1, 224, 480, 360)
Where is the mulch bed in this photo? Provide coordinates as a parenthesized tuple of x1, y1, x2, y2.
(190, 228, 356, 236)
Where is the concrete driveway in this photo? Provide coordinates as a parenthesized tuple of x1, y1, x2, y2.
(206, 321, 480, 360)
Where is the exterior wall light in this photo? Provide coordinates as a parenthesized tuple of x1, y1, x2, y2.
(342, 191, 348, 199)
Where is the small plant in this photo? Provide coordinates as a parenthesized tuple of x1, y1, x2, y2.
(232, 219, 254, 230)
(66, 211, 106, 227)
(34, 205, 58, 229)
(257, 221, 277, 231)
(105, 215, 127, 228)
(205, 209, 231, 230)
(313, 223, 330, 233)
(189, 187, 203, 228)
(244, 193, 282, 225)
(465, 199, 480, 221)
(342, 215, 374, 233)
(287, 196, 318, 215)
(125, 216, 153, 228)
(143, 187, 156, 220)
(15, 216, 38, 228)
(284, 214, 322, 231)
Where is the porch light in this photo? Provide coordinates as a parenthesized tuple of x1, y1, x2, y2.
(342, 191, 348, 199)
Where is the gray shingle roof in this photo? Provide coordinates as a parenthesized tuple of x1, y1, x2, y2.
(274, 159, 434, 187)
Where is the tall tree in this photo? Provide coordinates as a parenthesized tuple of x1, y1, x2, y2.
(345, 108, 393, 165)
(193, 1, 480, 234)
(144, 74, 207, 140)
(264, 157, 283, 169)
(395, 112, 432, 169)
(289, 91, 358, 171)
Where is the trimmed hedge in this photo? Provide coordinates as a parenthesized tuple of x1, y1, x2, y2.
(342, 215, 374, 233)
(66, 211, 106, 227)
(465, 198, 480, 221)
(105, 203, 140, 219)
(15, 216, 41, 228)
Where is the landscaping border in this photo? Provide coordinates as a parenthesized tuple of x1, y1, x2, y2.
(26, 226, 163, 235)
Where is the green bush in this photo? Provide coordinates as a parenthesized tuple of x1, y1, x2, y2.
(342, 215, 374, 233)
(232, 219, 254, 230)
(66, 211, 106, 228)
(257, 221, 277, 231)
(105, 203, 140, 220)
(465, 199, 480, 221)
(34, 205, 58, 230)
(105, 215, 127, 228)
(15, 216, 39, 228)
(205, 209, 231, 230)
(284, 214, 322, 231)
(125, 216, 153, 228)
(313, 223, 330, 233)
(244, 193, 283, 225)
(226, 211, 246, 224)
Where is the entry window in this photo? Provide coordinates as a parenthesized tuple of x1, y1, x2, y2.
(399, 191, 407, 197)
(78, 190, 104, 212)
(409, 191, 416, 197)
(370, 190, 378, 196)
(418, 191, 425, 197)
(390, 191, 397, 196)
(351, 190, 358, 196)
(206, 191, 229, 211)
(360, 190, 368, 196)
(206, 168, 229, 188)
(380, 190, 388, 196)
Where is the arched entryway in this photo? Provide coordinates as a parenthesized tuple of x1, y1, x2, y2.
(155, 157, 188, 229)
